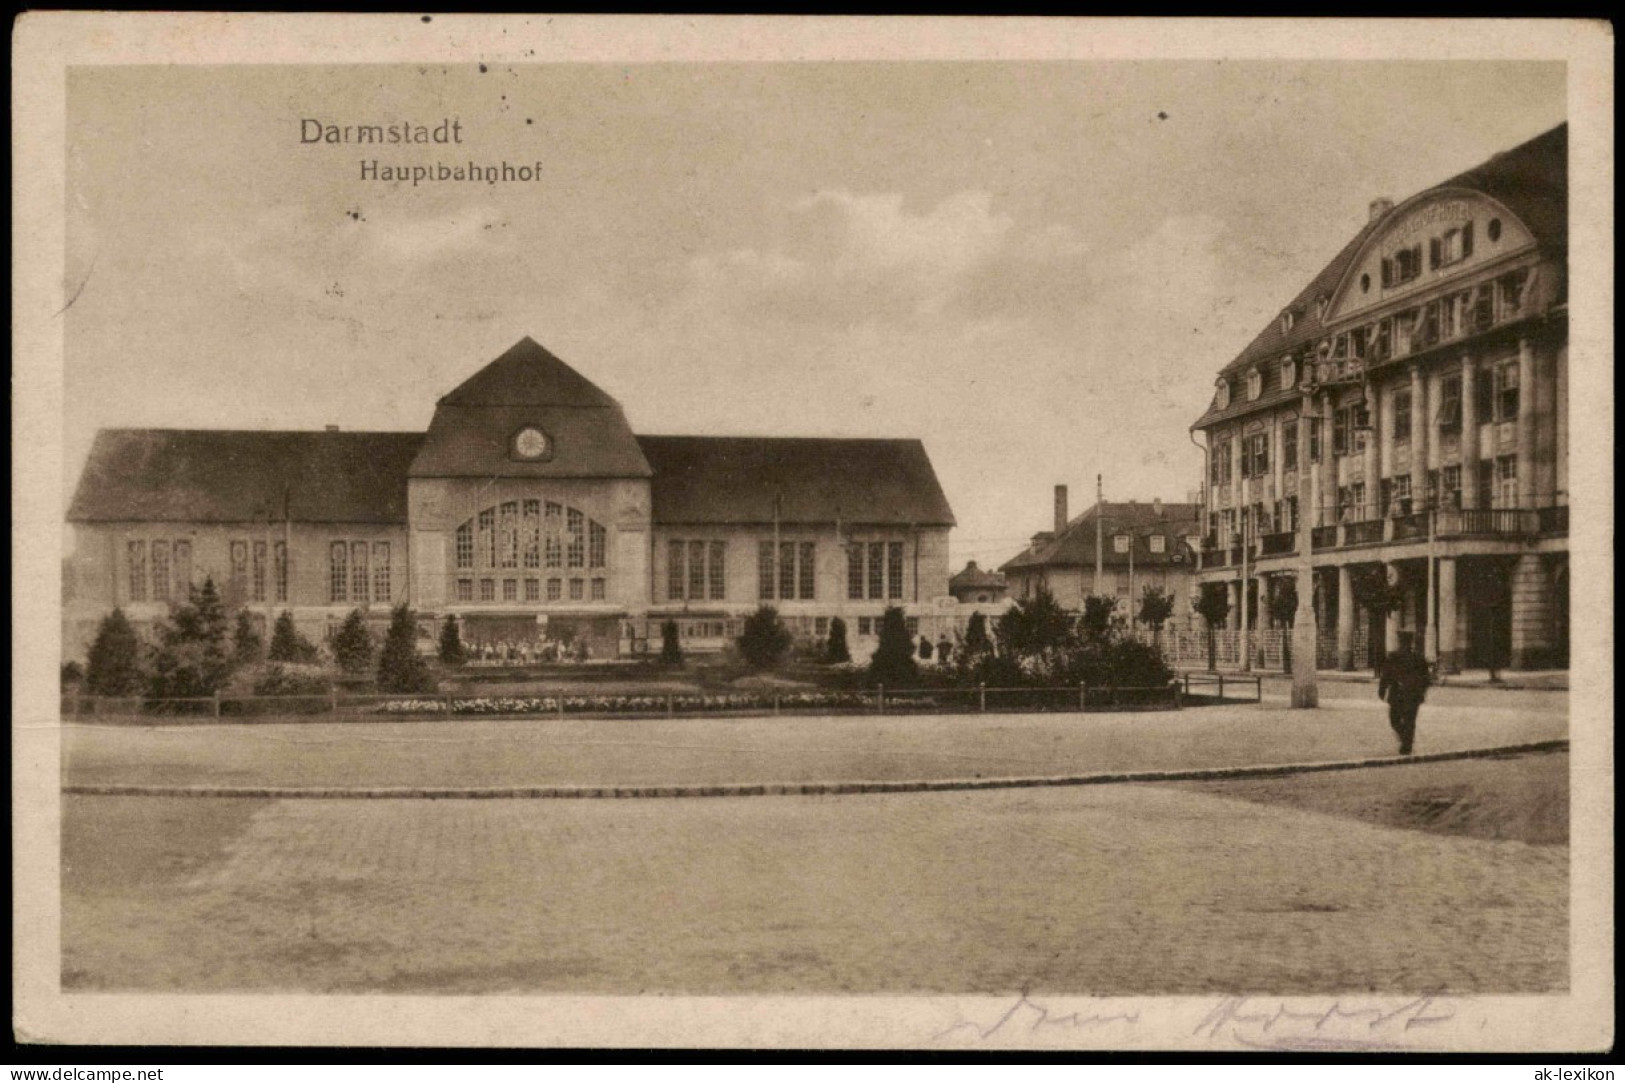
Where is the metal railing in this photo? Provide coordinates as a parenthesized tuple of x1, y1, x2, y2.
(1179, 672, 1263, 704)
(1343, 519, 1385, 545)
(1390, 512, 1429, 541)
(1435, 508, 1537, 536)
(1311, 526, 1338, 551)
(1259, 532, 1295, 556)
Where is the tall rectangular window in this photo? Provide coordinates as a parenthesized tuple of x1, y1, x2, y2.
(758, 540, 776, 600)
(502, 579, 518, 602)
(668, 540, 685, 601)
(798, 542, 816, 600)
(372, 542, 390, 602)
(525, 578, 540, 602)
(480, 579, 495, 602)
(1282, 420, 1298, 471)
(127, 541, 147, 602)
(273, 541, 288, 602)
(778, 542, 796, 601)
(886, 542, 904, 601)
(591, 578, 606, 601)
(544, 503, 563, 568)
(708, 542, 726, 601)
(150, 541, 170, 602)
(252, 541, 267, 602)
(478, 509, 495, 568)
(589, 522, 607, 569)
(350, 541, 369, 604)
(522, 501, 541, 569)
(566, 508, 585, 568)
(867, 542, 884, 600)
(1473, 364, 1496, 424)
(1392, 388, 1412, 442)
(547, 578, 561, 601)
(329, 541, 348, 602)
(1308, 418, 1322, 463)
(173, 540, 191, 594)
(689, 540, 707, 600)
(1442, 465, 1462, 510)
(1438, 374, 1463, 433)
(1496, 454, 1519, 507)
(456, 578, 473, 602)
(1332, 409, 1348, 457)
(499, 501, 519, 568)
(569, 578, 584, 601)
(230, 540, 249, 596)
(455, 523, 474, 569)
(1392, 475, 1413, 515)
(1496, 360, 1520, 421)
(847, 544, 864, 601)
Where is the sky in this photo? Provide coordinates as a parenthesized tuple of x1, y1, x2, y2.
(64, 61, 1566, 569)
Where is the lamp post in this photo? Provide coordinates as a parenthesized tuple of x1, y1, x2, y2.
(1290, 383, 1320, 708)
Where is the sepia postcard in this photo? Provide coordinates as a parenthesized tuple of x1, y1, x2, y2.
(12, 14, 1614, 1052)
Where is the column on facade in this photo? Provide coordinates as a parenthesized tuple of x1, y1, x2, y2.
(1364, 379, 1382, 519)
(1509, 553, 1553, 670)
(1336, 562, 1355, 671)
(1517, 336, 1537, 508)
(1410, 364, 1429, 512)
(1323, 394, 1340, 527)
(1226, 578, 1241, 631)
(1230, 433, 1243, 538)
(1271, 411, 1285, 527)
(1437, 557, 1459, 673)
(1377, 378, 1395, 516)
(1460, 354, 1480, 510)
(1423, 553, 1437, 665)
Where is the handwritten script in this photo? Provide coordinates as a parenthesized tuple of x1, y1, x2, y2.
(936, 992, 1470, 1049)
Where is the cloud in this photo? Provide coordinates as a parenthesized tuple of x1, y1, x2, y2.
(680, 189, 1086, 326)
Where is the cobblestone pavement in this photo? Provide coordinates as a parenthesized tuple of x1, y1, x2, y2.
(62, 694, 1566, 791)
(62, 760, 1567, 995)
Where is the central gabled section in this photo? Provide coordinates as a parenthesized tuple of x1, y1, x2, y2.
(410, 337, 652, 479)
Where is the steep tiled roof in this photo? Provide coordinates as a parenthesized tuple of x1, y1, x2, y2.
(67, 429, 424, 524)
(638, 436, 955, 527)
(411, 338, 651, 478)
(1193, 123, 1567, 431)
(1001, 500, 1200, 573)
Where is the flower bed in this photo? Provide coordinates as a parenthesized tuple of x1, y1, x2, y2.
(374, 690, 888, 717)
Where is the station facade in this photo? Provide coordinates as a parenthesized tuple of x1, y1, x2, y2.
(1190, 125, 1568, 672)
(65, 338, 957, 661)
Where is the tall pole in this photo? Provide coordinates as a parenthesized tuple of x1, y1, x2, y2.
(1127, 527, 1135, 629)
(1290, 387, 1320, 707)
(772, 492, 781, 603)
(1240, 507, 1252, 672)
(1095, 473, 1104, 593)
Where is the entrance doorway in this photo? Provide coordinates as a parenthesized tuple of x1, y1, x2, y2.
(1461, 557, 1513, 670)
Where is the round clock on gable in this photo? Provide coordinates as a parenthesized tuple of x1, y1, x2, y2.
(511, 426, 553, 461)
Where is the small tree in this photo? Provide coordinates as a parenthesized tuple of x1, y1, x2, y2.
(660, 619, 684, 665)
(148, 577, 236, 699)
(437, 615, 467, 666)
(231, 610, 264, 667)
(1079, 595, 1118, 642)
(376, 604, 434, 693)
(1137, 586, 1175, 633)
(85, 607, 145, 696)
(824, 616, 851, 664)
(918, 636, 934, 660)
(332, 609, 375, 675)
(962, 611, 992, 659)
(738, 605, 792, 670)
(268, 610, 319, 664)
(868, 606, 919, 687)
(1194, 582, 1232, 672)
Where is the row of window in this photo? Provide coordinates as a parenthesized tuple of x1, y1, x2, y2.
(126, 539, 299, 605)
(453, 501, 608, 573)
(1017, 570, 1169, 602)
(455, 577, 607, 603)
(668, 539, 728, 602)
(845, 541, 905, 602)
(757, 540, 818, 601)
(328, 542, 392, 604)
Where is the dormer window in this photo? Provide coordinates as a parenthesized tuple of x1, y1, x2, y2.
(1280, 356, 1297, 390)
(1316, 295, 1330, 320)
(1113, 534, 1130, 554)
(1430, 223, 1474, 269)
(1247, 368, 1262, 401)
(1149, 535, 1167, 554)
(1214, 378, 1231, 410)
(1279, 309, 1297, 335)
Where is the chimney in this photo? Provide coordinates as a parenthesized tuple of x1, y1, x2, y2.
(1154, 497, 1163, 517)
(1054, 484, 1068, 536)
(1369, 197, 1394, 223)
(325, 424, 340, 432)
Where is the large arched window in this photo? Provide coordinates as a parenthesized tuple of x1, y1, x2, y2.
(454, 501, 608, 573)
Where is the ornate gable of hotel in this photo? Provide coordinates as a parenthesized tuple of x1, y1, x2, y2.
(1193, 123, 1566, 430)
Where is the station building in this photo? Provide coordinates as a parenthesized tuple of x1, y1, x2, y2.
(1190, 124, 1568, 672)
(64, 337, 957, 661)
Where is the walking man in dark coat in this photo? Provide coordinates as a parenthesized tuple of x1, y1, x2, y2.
(1377, 632, 1432, 755)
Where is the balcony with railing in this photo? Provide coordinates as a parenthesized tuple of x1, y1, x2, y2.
(1259, 532, 1296, 557)
(1389, 512, 1429, 541)
(1435, 508, 1538, 537)
(1343, 519, 1386, 545)
(1311, 526, 1338, 551)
